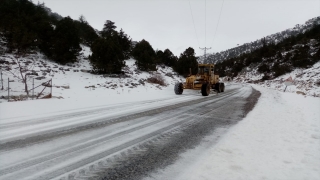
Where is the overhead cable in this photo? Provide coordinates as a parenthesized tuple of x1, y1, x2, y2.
(188, 0, 200, 47)
(211, 0, 224, 47)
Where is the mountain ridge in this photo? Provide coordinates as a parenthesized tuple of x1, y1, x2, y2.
(200, 16, 320, 64)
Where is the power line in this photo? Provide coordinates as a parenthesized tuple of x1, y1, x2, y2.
(200, 0, 211, 64)
(205, 0, 206, 47)
(188, 0, 200, 47)
(211, 0, 224, 47)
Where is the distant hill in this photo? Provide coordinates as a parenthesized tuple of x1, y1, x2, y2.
(199, 17, 320, 64)
(208, 17, 320, 97)
(207, 17, 320, 81)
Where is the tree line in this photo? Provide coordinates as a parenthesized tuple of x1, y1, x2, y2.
(214, 23, 320, 80)
(0, 0, 199, 77)
(0, 0, 99, 64)
(204, 17, 320, 64)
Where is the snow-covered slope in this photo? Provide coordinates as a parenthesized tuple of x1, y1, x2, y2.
(0, 45, 184, 103)
(232, 61, 320, 97)
(201, 16, 320, 64)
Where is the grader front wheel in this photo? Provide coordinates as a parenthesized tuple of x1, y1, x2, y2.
(174, 82, 183, 95)
(201, 83, 210, 96)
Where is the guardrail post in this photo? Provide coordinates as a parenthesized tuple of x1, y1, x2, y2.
(0, 70, 3, 90)
(51, 79, 52, 98)
(8, 78, 9, 102)
(32, 78, 34, 100)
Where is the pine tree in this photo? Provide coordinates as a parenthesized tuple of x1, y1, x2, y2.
(155, 50, 164, 65)
(176, 47, 198, 76)
(117, 28, 132, 59)
(101, 20, 117, 37)
(90, 37, 124, 74)
(89, 21, 129, 74)
(51, 17, 81, 64)
(162, 49, 177, 67)
(75, 15, 99, 46)
(131, 39, 156, 71)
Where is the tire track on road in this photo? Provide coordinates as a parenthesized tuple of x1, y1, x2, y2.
(0, 96, 197, 129)
(34, 90, 245, 180)
(0, 88, 242, 180)
(0, 88, 240, 151)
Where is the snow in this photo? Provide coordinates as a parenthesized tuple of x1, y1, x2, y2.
(234, 61, 320, 97)
(2, 81, 319, 180)
(0, 45, 319, 179)
(0, 47, 184, 105)
(145, 84, 320, 180)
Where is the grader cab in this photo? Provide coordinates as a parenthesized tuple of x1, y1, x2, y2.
(174, 64, 225, 96)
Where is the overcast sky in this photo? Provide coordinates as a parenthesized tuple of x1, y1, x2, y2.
(40, 0, 320, 56)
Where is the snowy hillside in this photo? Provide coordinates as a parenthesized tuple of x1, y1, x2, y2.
(0, 45, 184, 103)
(1, 45, 319, 104)
(201, 16, 320, 64)
(232, 61, 320, 97)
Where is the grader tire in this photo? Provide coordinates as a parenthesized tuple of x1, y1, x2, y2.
(221, 83, 225, 92)
(174, 82, 183, 95)
(201, 83, 210, 96)
(215, 83, 221, 93)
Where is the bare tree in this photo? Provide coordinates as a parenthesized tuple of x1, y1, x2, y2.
(2, 54, 37, 99)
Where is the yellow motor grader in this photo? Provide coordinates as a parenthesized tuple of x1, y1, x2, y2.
(174, 64, 225, 96)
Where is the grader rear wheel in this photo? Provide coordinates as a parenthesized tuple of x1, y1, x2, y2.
(201, 83, 210, 96)
(215, 83, 221, 93)
(174, 82, 183, 95)
(220, 83, 225, 92)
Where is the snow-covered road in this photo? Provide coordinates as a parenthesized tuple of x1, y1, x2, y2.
(145, 84, 320, 180)
(0, 84, 253, 180)
(1, 83, 318, 180)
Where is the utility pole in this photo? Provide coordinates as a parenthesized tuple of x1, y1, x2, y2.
(199, 47, 211, 63)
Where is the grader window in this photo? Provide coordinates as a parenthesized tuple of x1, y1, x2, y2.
(204, 67, 209, 73)
(198, 66, 211, 75)
(198, 67, 204, 75)
(204, 66, 211, 75)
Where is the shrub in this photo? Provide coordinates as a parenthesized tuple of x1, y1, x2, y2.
(261, 74, 271, 81)
(147, 74, 166, 86)
(258, 63, 270, 73)
(272, 63, 292, 77)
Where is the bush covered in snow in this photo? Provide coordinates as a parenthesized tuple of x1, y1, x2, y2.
(147, 74, 167, 86)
